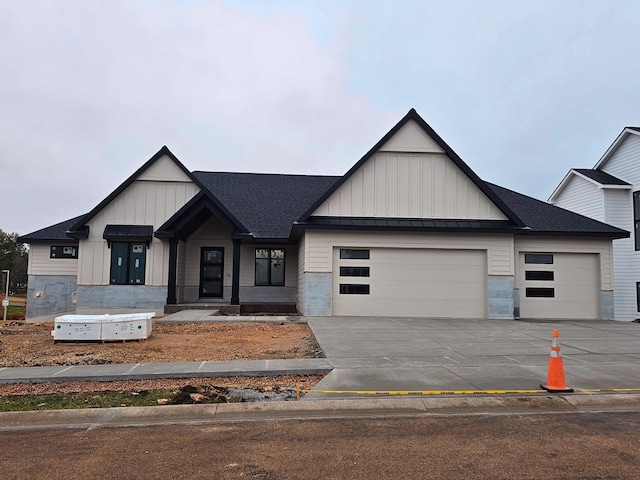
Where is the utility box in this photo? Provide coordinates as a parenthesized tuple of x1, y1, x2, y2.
(100, 313, 154, 341)
(52, 314, 107, 341)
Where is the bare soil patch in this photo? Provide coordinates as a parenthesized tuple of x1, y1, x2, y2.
(0, 320, 325, 400)
(0, 320, 323, 367)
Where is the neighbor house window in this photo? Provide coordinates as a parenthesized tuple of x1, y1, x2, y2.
(634, 192, 640, 250)
(255, 249, 285, 286)
(637, 282, 640, 312)
(110, 242, 146, 285)
(50, 246, 78, 259)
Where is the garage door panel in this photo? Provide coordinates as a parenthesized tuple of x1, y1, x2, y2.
(333, 248, 486, 318)
(519, 253, 599, 320)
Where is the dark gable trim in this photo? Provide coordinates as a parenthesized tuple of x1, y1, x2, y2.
(155, 191, 248, 241)
(296, 108, 525, 227)
(67, 146, 209, 236)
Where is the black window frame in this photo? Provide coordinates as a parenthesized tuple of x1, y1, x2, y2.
(636, 282, 640, 312)
(339, 266, 370, 277)
(524, 253, 554, 265)
(109, 242, 146, 285)
(525, 271, 555, 281)
(634, 191, 640, 251)
(255, 248, 286, 286)
(50, 245, 78, 259)
(525, 287, 555, 298)
(340, 249, 370, 260)
(339, 284, 370, 295)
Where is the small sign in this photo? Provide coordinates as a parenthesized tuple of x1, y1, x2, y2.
(1, 299, 9, 307)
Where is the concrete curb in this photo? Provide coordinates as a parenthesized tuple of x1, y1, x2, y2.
(2, 393, 640, 431)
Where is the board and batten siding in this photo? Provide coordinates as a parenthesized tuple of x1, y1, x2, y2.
(513, 237, 613, 291)
(600, 134, 640, 185)
(77, 178, 199, 286)
(552, 175, 605, 222)
(27, 244, 78, 276)
(303, 230, 514, 276)
(313, 152, 508, 220)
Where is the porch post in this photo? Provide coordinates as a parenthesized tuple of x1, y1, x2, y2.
(231, 239, 241, 305)
(166, 238, 178, 305)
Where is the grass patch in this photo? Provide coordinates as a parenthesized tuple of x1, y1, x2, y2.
(2, 304, 26, 319)
(0, 390, 176, 411)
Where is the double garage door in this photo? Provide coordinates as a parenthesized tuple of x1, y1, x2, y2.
(332, 247, 487, 318)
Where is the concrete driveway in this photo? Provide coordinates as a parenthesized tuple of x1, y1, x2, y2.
(305, 317, 640, 398)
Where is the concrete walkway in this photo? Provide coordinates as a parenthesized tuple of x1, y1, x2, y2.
(305, 317, 640, 399)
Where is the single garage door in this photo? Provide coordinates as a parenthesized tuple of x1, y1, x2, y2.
(518, 252, 600, 320)
(333, 247, 486, 318)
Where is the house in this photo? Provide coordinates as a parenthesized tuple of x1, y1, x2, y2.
(549, 127, 640, 321)
(20, 109, 628, 322)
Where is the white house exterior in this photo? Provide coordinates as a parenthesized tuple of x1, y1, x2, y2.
(549, 127, 640, 321)
(20, 110, 627, 322)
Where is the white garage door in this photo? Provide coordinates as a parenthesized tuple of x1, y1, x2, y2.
(518, 253, 600, 320)
(333, 247, 486, 318)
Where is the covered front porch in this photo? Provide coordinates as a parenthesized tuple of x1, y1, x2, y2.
(155, 192, 298, 311)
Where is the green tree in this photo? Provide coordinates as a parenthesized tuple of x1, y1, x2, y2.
(0, 230, 28, 292)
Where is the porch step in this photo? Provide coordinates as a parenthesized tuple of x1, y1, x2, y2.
(164, 303, 298, 316)
(164, 304, 239, 315)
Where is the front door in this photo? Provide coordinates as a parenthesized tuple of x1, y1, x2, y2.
(200, 247, 224, 298)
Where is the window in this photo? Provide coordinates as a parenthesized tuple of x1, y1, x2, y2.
(524, 254, 554, 264)
(110, 242, 146, 285)
(340, 266, 370, 277)
(255, 249, 285, 286)
(525, 271, 554, 281)
(340, 249, 370, 259)
(634, 192, 640, 250)
(525, 287, 555, 298)
(339, 284, 370, 294)
(50, 245, 78, 259)
(637, 282, 640, 312)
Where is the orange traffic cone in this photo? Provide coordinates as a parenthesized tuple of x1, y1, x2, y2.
(541, 329, 574, 393)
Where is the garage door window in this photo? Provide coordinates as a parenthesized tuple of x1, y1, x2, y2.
(526, 287, 555, 298)
(340, 249, 370, 259)
(340, 284, 370, 294)
(524, 254, 553, 264)
(340, 267, 370, 277)
(525, 271, 554, 281)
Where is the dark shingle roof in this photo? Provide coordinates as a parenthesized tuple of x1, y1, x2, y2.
(627, 127, 640, 133)
(18, 215, 85, 243)
(573, 169, 630, 186)
(192, 172, 340, 238)
(487, 183, 628, 237)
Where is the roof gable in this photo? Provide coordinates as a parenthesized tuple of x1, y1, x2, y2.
(594, 127, 640, 170)
(67, 146, 202, 237)
(302, 109, 521, 224)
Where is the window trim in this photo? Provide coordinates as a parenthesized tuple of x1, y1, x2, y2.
(254, 248, 286, 287)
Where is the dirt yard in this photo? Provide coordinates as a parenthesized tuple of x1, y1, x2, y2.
(0, 319, 325, 398)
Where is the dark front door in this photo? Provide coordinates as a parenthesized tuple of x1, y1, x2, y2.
(200, 247, 224, 298)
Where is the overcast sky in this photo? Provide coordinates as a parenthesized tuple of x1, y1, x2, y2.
(3, 0, 640, 235)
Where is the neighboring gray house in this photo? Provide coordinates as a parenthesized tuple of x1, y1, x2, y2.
(20, 109, 627, 321)
(550, 127, 640, 321)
